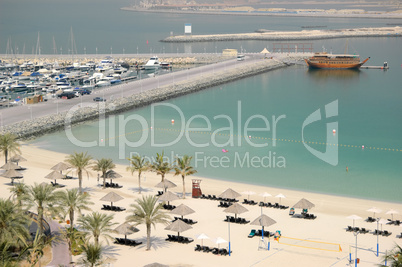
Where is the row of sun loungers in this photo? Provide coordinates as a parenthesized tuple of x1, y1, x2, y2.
(172, 217, 198, 225)
(102, 205, 126, 212)
(114, 238, 142, 246)
(163, 204, 176, 210)
(224, 216, 249, 224)
(374, 229, 392, 236)
(301, 213, 317, 219)
(166, 235, 193, 243)
(200, 194, 238, 202)
(387, 219, 401, 226)
(248, 229, 274, 238)
(346, 226, 370, 233)
(243, 199, 258, 205)
(259, 202, 289, 209)
(105, 182, 122, 188)
(194, 245, 230, 255)
(367, 217, 376, 222)
(218, 201, 233, 208)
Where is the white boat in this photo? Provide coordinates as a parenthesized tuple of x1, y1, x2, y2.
(144, 56, 161, 70)
(11, 82, 28, 92)
(95, 76, 113, 87)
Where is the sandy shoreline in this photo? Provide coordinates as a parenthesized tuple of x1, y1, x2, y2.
(6, 143, 402, 266)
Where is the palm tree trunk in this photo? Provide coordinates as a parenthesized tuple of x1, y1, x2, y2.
(78, 169, 83, 194)
(102, 171, 106, 189)
(161, 173, 164, 182)
(182, 175, 186, 199)
(138, 173, 141, 194)
(4, 150, 7, 164)
(70, 210, 74, 229)
(146, 223, 151, 250)
(38, 206, 44, 237)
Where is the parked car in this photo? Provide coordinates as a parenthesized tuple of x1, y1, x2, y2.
(93, 97, 106, 102)
(58, 92, 76, 99)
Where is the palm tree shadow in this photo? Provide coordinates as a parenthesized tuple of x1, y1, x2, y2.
(128, 187, 154, 194)
(135, 236, 172, 251)
(101, 244, 120, 259)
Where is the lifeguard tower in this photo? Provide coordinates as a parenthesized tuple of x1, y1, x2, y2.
(192, 179, 202, 198)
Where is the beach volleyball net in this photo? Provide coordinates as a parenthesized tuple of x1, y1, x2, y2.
(277, 236, 342, 252)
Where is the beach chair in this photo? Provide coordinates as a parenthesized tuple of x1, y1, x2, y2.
(212, 248, 219, 255)
(346, 226, 353, 232)
(202, 246, 211, 253)
(256, 230, 262, 236)
(399, 233, 402, 238)
(360, 228, 369, 234)
(220, 248, 229, 256)
(395, 220, 401, 226)
(249, 200, 257, 205)
(248, 229, 256, 238)
(382, 230, 392, 237)
(195, 244, 202, 251)
(243, 199, 249, 204)
(212, 195, 217, 200)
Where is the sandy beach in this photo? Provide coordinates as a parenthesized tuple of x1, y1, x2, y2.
(4, 143, 400, 267)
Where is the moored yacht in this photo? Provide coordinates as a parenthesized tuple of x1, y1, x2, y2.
(144, 56, 161, 70)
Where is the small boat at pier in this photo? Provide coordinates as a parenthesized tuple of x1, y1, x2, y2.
(304, 53, 370, 69)
(144, 56, 161, 70)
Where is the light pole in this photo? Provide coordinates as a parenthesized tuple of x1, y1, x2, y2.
(227, 220, 231, 256)
(353, 230, 359, 267)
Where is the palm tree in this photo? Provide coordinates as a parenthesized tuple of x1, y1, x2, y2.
(381, 244, 402, 266)
(22, 183, 62, 237)
(151, 151, 172, 182)
(65, 152, 93, 194)
(125, 195, 170, 251)
(127, 155, 149, 194)
(24, 230, 54, 267)
(77, 242, 104, 267)
(77, 212, 116, 247)
(0, 198, 30, 246)
(8, 182, 29, 208)
(0, 239, 20, 267)
(60, 227, 85, 260)
(174, 155, 197, 199)
(92, 158, 115, 189)
(57, 188, 94, 230)
(0, 133, 20, 164)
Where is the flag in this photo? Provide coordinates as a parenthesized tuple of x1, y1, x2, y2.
(146, 40, 149, 45)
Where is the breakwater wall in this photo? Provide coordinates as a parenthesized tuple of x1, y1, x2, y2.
(1, 58, 289, 140)
(161, 27, 402, 43)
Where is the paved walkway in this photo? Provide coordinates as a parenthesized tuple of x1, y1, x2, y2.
(47, 220, 71, 267)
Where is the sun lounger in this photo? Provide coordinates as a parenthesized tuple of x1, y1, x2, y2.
(202, 246, 211, 252)
(248, 229, 256, 238)
(399, 232, 402, 238)
(256, 230, 262, 236)
(249, 200, 257, 205)
(195, 244, 202, 251)
(219, 248, 230, 256)
(367, 217, 376, 223)
(212, 248, 219, 255)
(382, 230, 392, 237)
(346, 226, 353, 232)
(360, 228, 369, 234)
(242, 199, 249, 204)
(374, 229, 383, 235)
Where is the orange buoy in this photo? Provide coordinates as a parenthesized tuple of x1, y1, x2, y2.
(332, 129, 336, 134)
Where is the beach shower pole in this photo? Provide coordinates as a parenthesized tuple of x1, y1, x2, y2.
(376, 218, 380, 257)
(228, 220, 231, 256)
(353, 231, 359, 267)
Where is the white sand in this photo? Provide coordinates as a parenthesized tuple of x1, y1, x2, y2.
(5, 143, 401, 267)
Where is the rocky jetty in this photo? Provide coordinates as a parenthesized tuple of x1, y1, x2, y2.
(1, 58, 292, 140)
(162, 27, 402, 43)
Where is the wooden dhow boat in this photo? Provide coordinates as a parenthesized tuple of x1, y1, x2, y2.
(305, 52, 370, 69)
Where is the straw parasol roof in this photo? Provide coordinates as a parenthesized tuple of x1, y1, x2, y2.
(2, 169, 23, 184)
(45, 170, 66, 181)
(385, 209, 399, 221)
(275, 193, 286, 204)
(165, 219, 192, 236)
(242, 191, 256, 200)
(367, 207, 382, 217)
(170, 204, 195, 218)
(223, 203, 248, 218)
(10, 154, 27, 163)
(155, 179, 177, 191)
(114, 222, 139, 242)
(101, 170, 122, 179)
(213, 237, 227, 249)
(346, 215, 362, 228)
(100, 191, 124, 206)
(250, 214, 277, 228)
(51, 162, 70, 172)
(158, 191, 179, 203)
(260, 48, 270, 54)
(1, 162, 20, 170)
(292, 198, 315, 210)
(195, 233, 209, 247)
(218, 188, 241, 199)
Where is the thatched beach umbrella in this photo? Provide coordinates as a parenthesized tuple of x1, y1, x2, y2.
(101, 170, 122, 184)
(100, 191, 124, 207)
(10, 155, 27, 166)
(218, 188, 241, 200)
(114, 222, 139, 244)
(165, 219, 192, 237)
(155, 179, 177, 192)
(158, 191, 179, 205)
(2, 169, 23, 184)
(260, 192, 272, 202)
(45, 170, 65, 184)
(224, 202, 248, 219)
(1, 162, 19, 170)
(213, 237, 227, 249)
(275, 193, 286, 205)
(170, 204, 195, 219)
(51, 162, 70, 172)
(292, 198, 315, 210)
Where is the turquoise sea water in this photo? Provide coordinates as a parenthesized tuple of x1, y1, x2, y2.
(1, 0, 402, 202)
